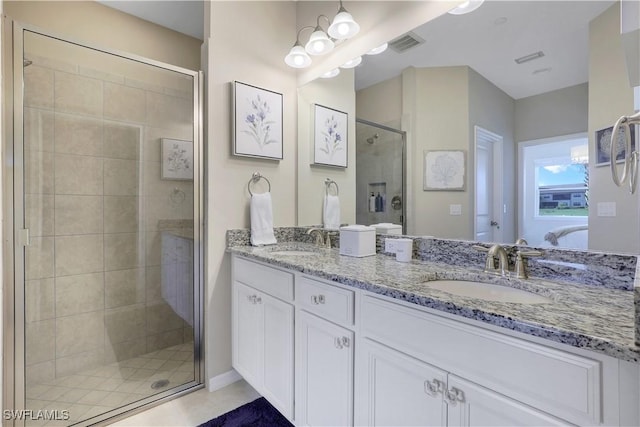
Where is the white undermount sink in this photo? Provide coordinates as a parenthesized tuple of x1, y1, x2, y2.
(422, 280, 552, 304)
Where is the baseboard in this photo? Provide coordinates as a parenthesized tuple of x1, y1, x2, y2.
(207, 369, 242, 392)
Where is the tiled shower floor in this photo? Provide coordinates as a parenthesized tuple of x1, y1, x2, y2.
(25, 342, 194, 426)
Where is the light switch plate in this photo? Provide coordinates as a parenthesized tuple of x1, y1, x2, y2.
(597, 202, 616, 217)
(385, 239, 398, 254)
(450, 204, 462, 216)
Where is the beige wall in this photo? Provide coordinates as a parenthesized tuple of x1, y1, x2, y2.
(206, 1, 298, 384)
(403, 66, 471, 238)
(4, 1, 201, 71)
(356, 75, 402, 129)
(588, 2, 639, 253)
(515, 83, 589, 143)
(297, 69, 356, 227)
(468, 68, 516, 242)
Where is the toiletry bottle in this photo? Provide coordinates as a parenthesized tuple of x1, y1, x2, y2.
(381, 193, 386, 212)
(375, 192, 382, 212)
(369, 192, 376, 213)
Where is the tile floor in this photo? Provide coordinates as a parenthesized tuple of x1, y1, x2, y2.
(109, 380, 259, 427)
(26, 343, 195, 426)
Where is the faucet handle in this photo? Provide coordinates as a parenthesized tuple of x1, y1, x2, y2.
(472, 245, 489, 253)
(515, 249, 543, 279)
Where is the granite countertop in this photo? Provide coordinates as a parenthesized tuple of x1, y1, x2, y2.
(229, 242, 639, 363)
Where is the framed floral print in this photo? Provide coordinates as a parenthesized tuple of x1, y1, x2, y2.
(161, 138, 193, 180)
(233, 81, 283, 160)
(313, 104, 348, 168)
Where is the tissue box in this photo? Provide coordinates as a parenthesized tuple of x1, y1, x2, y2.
(339, 225, 376, 257)
(370, 223, 402, 235)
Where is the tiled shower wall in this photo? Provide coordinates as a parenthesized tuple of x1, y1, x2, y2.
(23, 53, 194, 386)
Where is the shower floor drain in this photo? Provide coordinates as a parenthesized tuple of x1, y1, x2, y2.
(151, 379, 170, 390)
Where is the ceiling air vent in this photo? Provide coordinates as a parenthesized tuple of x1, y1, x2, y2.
(389, 32, 425, 53)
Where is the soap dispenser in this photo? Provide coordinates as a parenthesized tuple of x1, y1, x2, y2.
(369, 192, 376, 213)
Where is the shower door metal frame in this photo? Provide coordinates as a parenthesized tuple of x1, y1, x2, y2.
(2, 20, 205, 426)
(355, 118, 407, 234)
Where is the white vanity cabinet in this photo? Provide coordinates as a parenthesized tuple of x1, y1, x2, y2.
(357, 295, 603, 427)
(295, 276, 355, 427)
(231, 257, 294, 419)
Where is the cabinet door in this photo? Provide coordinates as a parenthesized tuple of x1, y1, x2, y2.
(446, 375, 569, 427)
(232, 281, 263, 387)
(296, 310, 354, 427)
(355, 339, 447, 427)
(262, 292, 294, 419)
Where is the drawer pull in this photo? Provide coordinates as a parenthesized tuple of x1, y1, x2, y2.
(444, 387, 465, 406)
(334, 336, 350, 349)
(311, 295, 326, 305)
(424, 379, 444, 398)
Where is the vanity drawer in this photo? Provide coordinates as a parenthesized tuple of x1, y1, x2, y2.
(297, 276, 354, 326)
(361, 295, 601, 426)
(233, 256, 294, 302)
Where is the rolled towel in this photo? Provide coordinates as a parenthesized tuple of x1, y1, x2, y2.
(250, 192, 277, 246)
(544, 225, 588, 246)
(323, 194, 341, 230)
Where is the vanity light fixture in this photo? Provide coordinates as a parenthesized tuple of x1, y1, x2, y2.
(305, 16, 335, 56)
(321, 68, 341, 79)
(448, 0, 485, 15)
(285, 1, 360, 69)
(340, 56, 362, 69)
(327, 0, 360, 40)
(366, 42, 388, 55)
(284, 26, 314, 68)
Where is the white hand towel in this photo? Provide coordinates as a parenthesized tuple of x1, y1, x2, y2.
(323, 194, 341, 230)
(250, 192, 277, 246)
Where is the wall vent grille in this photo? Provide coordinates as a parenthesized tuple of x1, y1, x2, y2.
(389, 32, 425, 53)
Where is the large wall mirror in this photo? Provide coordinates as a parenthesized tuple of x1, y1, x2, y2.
(297, 0, 640, 254)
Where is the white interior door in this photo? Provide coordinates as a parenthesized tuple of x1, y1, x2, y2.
(474, 126, 503, 242)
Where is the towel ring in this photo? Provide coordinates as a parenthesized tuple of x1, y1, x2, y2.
(325, 178, 339, 196)
(248, 172, 271, 196)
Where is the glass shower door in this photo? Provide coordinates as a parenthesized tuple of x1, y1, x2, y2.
(355, 119, 406, 231)
(17, 27, 202, 426)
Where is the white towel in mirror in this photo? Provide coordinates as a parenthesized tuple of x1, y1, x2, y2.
(250, 192, 277, 246)
(323, 194, 341, 230)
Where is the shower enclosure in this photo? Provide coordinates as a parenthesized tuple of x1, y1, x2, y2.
(355, 119, 406, 232)
(3, 23, 203, 426)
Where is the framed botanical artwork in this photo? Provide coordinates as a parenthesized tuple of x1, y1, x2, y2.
(313, 104, 348, 168)
(161, 138, 193, 180)
(232, 81, 283, 160)
(423, 150, 466, 191)
(595, 125, 636, 167)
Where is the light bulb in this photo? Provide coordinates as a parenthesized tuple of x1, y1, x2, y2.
(313, 40, 324, 53)
(448, 0, 484, 15)
(294, 56, 304, 66)
(337, 23, 349, 36)
(340, 56, 362, 69)
(367, 43, 388, 55)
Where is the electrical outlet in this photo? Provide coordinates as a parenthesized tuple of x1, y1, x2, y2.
(385, 238, 399, 254)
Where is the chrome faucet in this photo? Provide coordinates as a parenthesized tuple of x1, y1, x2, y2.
(515, 238, 528, 245)
(307, 228, 333, 249)
(473, 244, 509, 276)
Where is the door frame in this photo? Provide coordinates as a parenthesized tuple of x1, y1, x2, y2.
(2, 20, 205, 425)
(473, 125, 504, 243)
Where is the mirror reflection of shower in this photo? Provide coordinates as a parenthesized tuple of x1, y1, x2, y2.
(356, 119, 406, 232)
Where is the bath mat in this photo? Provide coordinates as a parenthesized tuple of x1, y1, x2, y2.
(198, 397, 293, 427)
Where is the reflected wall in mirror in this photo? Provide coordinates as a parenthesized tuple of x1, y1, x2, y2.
(298, 0, 640, 254)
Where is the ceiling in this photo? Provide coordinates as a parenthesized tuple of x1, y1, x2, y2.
(355, 0, 615, 99)
(97, 0, 614, 100)
(97, 0, 204, 40)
